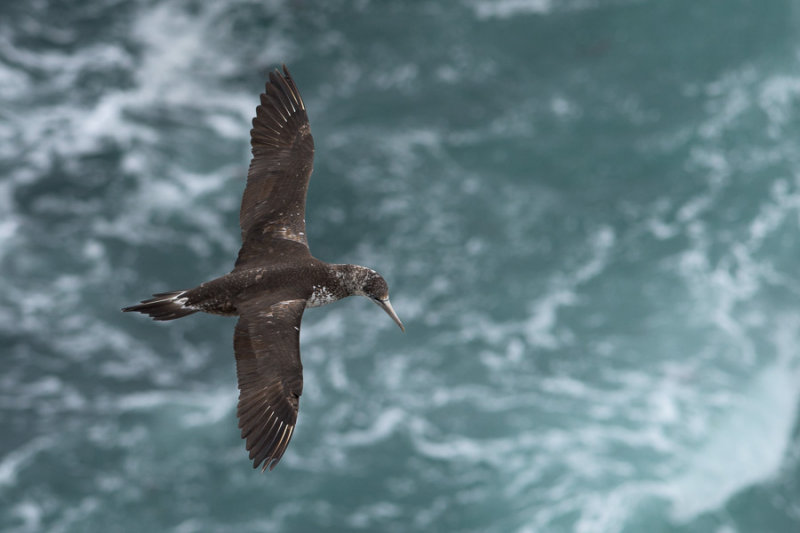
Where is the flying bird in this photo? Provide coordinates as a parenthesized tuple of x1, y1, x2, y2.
(123, 65, 404, 471)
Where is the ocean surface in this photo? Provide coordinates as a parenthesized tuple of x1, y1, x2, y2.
(2, 0, 800, 531)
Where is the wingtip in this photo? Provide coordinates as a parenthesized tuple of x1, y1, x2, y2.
(254, 457, 278, 472)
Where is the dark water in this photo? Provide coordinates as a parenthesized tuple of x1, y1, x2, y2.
(3, 1, 800, 531)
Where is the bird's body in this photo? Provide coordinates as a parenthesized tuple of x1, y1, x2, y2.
(134, 261, 384, 318)
(123, 66, 403, 472)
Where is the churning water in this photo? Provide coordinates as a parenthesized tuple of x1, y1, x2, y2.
(2, 1, 800, 531)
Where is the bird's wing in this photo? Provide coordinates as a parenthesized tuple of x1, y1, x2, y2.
(236, 65, 315, 267)
(234, 297, 306, 471)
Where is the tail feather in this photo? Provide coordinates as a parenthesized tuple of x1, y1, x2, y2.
(122, 290, 198, 321)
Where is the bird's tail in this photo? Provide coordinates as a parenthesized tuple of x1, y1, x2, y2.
(122, 290, 198, 321)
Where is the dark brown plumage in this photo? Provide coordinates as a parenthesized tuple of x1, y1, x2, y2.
(123, 65, 404, 472)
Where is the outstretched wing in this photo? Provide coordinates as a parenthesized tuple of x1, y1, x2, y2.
(237, 65, 315, 267)
(234, 297, 306, 471)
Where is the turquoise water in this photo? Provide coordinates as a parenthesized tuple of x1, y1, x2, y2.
(3, 1, 800, 531)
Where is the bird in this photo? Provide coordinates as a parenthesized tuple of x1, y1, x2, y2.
(123, 65, 404, 472)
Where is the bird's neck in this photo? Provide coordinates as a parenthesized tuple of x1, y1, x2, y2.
(306, 264, 373, 309)
(329, 264, 375, 296)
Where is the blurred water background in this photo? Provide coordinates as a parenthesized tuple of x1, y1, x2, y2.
(3, 0, 800, 531)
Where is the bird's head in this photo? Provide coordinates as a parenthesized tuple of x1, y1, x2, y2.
(353, 268, 404, 332)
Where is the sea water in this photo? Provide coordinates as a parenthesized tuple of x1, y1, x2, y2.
(2, 1, 800, 532)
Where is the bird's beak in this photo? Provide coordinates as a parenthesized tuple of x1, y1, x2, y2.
(375, 298, 405, 332)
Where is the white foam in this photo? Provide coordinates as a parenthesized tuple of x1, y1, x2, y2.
(115, 389, 235, 428)
(665, 358, 799, 521)
(524, 288, 577, 349)
(10, 500, 43, 532)
(522, 226, 615, 349)
(336, 407, 406, 447)
(699, 66, 758, 139)
(471, 0, 554, 19)
(0, 60, 28, 99)
(758, 75, 800, 137)
(0, 437, 52, 487)
(347, 501, 402, 529)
